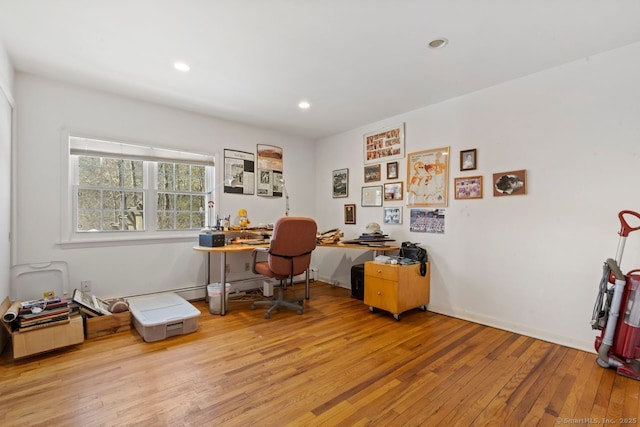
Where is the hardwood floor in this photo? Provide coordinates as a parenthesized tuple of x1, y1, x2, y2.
(0, 281, 637, 426)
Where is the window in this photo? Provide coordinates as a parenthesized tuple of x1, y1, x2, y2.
(69, 136, 214, 237)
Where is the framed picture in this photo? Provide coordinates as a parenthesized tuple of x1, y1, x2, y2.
(493, 169, 527, 197)
(384, 182, 404, 201)
(364, 164, 381, 183)
(332, 168, 349, 198)
(344, 204, 356, 224)
(454, 176, 483, 200)
(410, 208, 446, 233)
(406, 146, 450, 207)
(383, 207, 402, 225)
(364, 123, 405, 164)
(460, 149, 477, 171)
(387, 161, 399, 179)
(361, 185, 383, 207)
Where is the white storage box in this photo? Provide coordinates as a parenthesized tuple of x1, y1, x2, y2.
(127, 293, 200, 342)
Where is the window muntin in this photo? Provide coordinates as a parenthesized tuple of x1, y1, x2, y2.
(76, 156, 145, 232)
(156, 163, 206, 230)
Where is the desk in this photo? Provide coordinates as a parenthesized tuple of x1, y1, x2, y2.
(194, 242, 399, 316)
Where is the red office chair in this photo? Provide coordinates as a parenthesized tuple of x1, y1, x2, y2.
(251, 217, 317, 319)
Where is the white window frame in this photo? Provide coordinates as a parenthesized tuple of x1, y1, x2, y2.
(60, 133, 216, 247)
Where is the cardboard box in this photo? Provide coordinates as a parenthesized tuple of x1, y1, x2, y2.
(84, 311, 131, 339)
(1, 297, 84, 359)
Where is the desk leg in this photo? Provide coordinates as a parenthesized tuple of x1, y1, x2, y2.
(205, 252, 211, 303)
(305, 269, 310, 300)
(220, 252, 227, 316)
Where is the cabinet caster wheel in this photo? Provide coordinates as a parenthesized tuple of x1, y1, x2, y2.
(393, 314, 401, 321)
(419, 305, 427, 312)
(369, 306, 375, 312)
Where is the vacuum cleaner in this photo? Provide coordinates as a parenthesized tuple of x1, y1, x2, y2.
(592, 210, 640, 379)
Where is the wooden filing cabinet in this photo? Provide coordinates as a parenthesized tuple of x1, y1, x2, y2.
(364, 261, 430, 320)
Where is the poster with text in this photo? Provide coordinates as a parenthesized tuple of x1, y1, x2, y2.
(257, 144, 283, 197)
(224, 149, 255, 194)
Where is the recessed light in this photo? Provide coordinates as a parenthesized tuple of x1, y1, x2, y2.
(174, 62, 191, 72)
(428, 38, 448, 49)
(298, 101, 311, 109)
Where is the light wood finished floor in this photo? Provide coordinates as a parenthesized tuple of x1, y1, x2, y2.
(0, 281, 638, 426)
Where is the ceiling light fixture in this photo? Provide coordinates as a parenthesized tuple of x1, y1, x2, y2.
(298, 101, 311, 110)
(428, 38, 448, 49)
(174, 62, 191, 72)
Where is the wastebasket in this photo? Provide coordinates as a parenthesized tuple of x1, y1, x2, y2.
(207, 283, 231, 314)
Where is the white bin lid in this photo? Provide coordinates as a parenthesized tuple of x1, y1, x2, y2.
(127, 292, 200, 327)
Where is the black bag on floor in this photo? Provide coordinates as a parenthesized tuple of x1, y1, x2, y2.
(399, 242, 428, 276)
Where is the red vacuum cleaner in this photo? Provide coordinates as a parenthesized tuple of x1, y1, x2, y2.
(592, 210, 640, 379)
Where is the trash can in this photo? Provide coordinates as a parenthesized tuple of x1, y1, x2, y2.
(351, 264, 365, 300)
(207, 283, 231, 314)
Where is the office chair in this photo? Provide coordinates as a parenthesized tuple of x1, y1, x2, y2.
(250, 217, 317, 319)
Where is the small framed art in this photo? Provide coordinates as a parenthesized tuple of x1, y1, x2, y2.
(364, 164, 381, 183)
(361, 185, 383, 207)
(383, 207, 402, 225)
(454, 176, 483, 199)
(344, 204, 356, 224)
(332, 168, 348, 198)
(384, 182, 404, 201)
(493, 169, 526, 196)
(387, 161, 398, 179)
(460, 149, 477, 171)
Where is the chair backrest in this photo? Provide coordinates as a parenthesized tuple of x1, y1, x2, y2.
(268, 217, 317, 277)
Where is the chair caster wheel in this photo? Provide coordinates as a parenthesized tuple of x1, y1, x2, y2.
(250, 304, 256, 310)
(297, 309, 303, 315)
(264, 313, 271, 319)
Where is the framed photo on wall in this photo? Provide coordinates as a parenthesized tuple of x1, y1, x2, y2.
(344, 204, 356, 224)
(406, 146, 450, 207)
(493, 169, 526, 197)
(387, 161, 398, 179)
(364, 164, 381, 183)
(332, 168, 349, 198)
(364, 123, 405, 164)
(383, 182, 404, 201)
(460, 149, 477, 171)
(383, 207, 402, 225)
(361, 185, 383, 207)
(454, 176, 483, 199)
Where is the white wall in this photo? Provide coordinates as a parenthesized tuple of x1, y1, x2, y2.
(0, 41, 14, 303)
(14, 73, 315, 299)
(313, 41, 640, 352)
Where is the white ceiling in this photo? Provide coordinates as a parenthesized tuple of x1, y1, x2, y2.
(1, 1, 640, 140)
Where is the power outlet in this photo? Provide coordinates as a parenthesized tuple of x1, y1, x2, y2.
(81, 280, 92, 292)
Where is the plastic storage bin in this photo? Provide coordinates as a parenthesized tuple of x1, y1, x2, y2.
(207, 283, 231, 314)
(127, 293, 200, 342)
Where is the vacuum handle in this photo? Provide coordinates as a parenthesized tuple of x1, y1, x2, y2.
(618, 210, 640, 237)
(606, 258, 625, 281)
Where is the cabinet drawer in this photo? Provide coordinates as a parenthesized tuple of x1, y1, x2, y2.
(364, 277, 399, 312)
(364, 262, 399, 281)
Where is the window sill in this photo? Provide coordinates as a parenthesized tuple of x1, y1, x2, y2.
(58, 233, 199, 249)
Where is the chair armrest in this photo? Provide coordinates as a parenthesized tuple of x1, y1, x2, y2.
(251, 247, 269, 274)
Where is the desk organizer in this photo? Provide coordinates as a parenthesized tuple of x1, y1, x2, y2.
(127, 293, 200, 342)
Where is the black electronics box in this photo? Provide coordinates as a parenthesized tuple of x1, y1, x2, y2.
(351, 264, 365, 300)
(199, 233, 225, 247)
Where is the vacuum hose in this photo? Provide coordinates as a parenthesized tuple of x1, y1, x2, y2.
(598, 258, 626, 367)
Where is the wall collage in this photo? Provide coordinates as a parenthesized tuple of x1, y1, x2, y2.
(331, 123, 527, 234)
